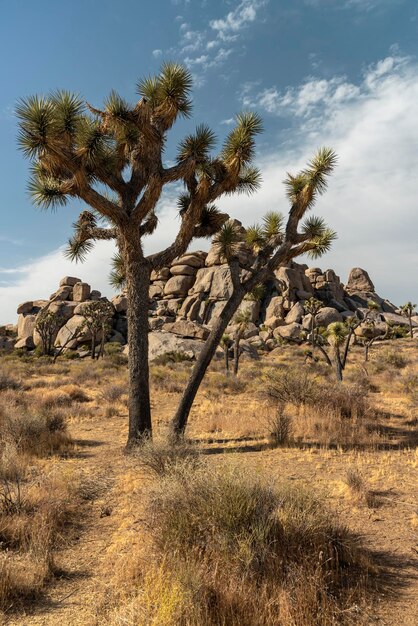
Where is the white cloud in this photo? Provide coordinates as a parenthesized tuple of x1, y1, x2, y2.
(0, 242, 118, 325)
(306, 0, 398, 11)
(232, 54, 418, 305)
(152, 49, 162, 58)
(210, 0, 266, 40)
(165, 1, 269, 85)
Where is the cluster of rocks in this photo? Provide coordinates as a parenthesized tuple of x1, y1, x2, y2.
(4, 230, 417, 359)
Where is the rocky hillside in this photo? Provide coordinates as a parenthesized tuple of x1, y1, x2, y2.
(3, 227, 417, 358)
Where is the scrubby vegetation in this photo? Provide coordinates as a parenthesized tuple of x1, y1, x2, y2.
(0, 337, 416, 624)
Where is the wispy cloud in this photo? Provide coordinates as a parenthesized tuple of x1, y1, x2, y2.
(0, 235, 24, 246)
(305, 0, 402, 12)
(240, 52, 410, 136)
(163, 1, 269, 86)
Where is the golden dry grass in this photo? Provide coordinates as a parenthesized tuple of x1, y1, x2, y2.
(0, 337, 416, 624)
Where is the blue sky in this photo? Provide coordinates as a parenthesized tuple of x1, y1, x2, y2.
(0, 0, 417, 322)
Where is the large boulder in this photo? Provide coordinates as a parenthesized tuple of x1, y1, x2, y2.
(162, 320, 209, 340)
(208, 265, 234, 300)
(315, 307, 342, 327)
(189, 267, 216, 295)
(17, 301, 34, 315)
(15, 336, 35, 350)
(17, 314, 37, 340)
(274, 322, 302, 341)
(381, 312, 417, 327)
(345, 268, 375, 294)
(285, 302, 305, 324)
(112, 295, 128, 313)
(164, 275, 195, 297)
(170, 264, 198, 276)
(59, 276, 81, 287)
(55, 315, 90, 348)
(171, 251, 206, 268)
(50, 285, 73, 301)
(73, 282, 91, 302)
(147, 332, 204, 361)
(265, 296, 285, 321)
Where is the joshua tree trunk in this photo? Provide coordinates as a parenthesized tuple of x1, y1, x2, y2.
(124, 240, 152, 446)
(408, 314, 413, 340)
(224, 346, 230, 376)
(171, 284, 245, 438)
(91, 332, 96, 360)
(310, 315, 316, 355)
(233, 333, 241, 377)
(333, 346, 343, 382)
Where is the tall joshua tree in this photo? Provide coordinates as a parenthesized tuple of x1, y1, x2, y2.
(400, 302, 416, 339)
(171, 148, 338, 437)
(17, 63, 262, 447)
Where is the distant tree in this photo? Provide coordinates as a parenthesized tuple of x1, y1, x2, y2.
(400, 301, 416, 339)
(232, 308, 252, 377)
(171, 148, 338, 438)
(220, 334, 233, 377)
(82, 300, 114, 359)
(303, 297, 323, 356)
(326, 322, 348, 381)
(17, 63, 262, 446)
(35, 310, 63, 356)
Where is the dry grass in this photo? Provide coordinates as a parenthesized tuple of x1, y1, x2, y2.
(96, 464, 378, 626)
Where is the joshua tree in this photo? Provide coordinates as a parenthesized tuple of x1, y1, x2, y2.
(303, 297, 323, 355)
(232, 308, 252, 376)
(82, 300, 114, 359)
(220, 334, 233, 376)
(171, 148, 338, 438)
(35, 310, 63, 356)
(400, 301, 416, 339)
(326, 322, 348, 381)
(17, 63, 262, 446)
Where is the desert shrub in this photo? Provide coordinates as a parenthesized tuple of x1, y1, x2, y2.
(266, 367, 318, 407)
(0, 405, 71, 457)
(401, 368, 418, 403)
(153, 351, 194, 366)
(0, 468, 81, 611)
(266, 368, 368, 419)
(345, 467, 375, 507)
(267, 406, 293, 446)
(375, 348, 409, 371)
(104, 468, 377, 626)
(133, 438, 201, 477)
(0, 369, 22, 392)
(100, 383, 126, 403)
(104, 342, 124, 356)
(62, 349, 79, 360)
(151, 365, 190, 394)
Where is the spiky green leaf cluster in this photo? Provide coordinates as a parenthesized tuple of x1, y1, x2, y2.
(213, 221, 243, 261)
(137, 62, 193, 127)
(177, 124, 216, 162)
(221, 112, 263, 167)
(109, 253, 126, 290)
(284, 147, 337, 212)
(245, 211, 285, 252)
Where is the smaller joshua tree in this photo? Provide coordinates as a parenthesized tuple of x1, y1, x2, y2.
(82, 301, 114, 359)
(232, 308, 252, 377)
(303, 297, 323, 356)
(400, 302, 416, 339)
(220, 334, 233, 377)
(35, 310, 63, 356)
(326, 322, 349, 382)
(171, 147, 338, 438)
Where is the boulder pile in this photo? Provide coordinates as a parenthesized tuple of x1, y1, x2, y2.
(5, 229, 417, 359)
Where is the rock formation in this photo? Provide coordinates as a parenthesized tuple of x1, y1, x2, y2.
(4, 233, 417, 360)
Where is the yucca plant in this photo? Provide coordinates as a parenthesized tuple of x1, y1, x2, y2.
(17, 63, 262, 447)
(171, 148, 338, 437)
